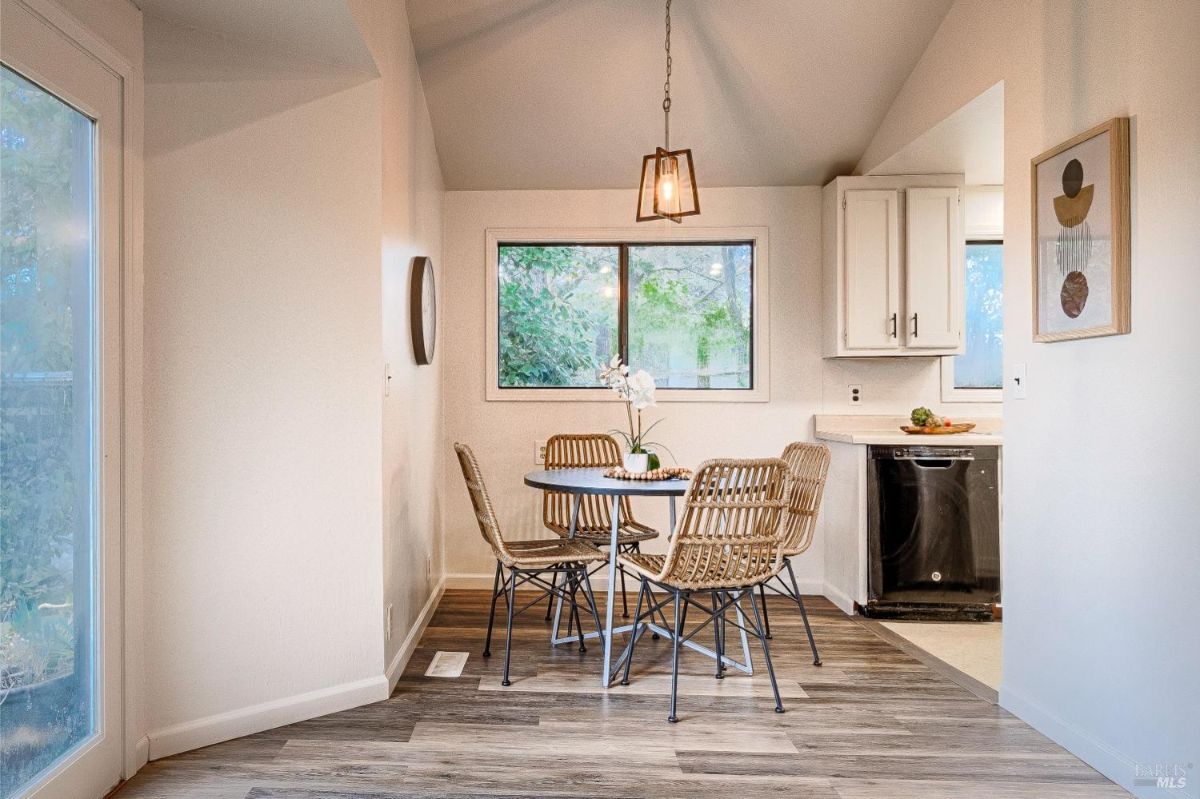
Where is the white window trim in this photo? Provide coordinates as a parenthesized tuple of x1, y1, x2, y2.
(942, 187, 1002, 404)
(484, 226, 770, 402)
(940, 360, 1003, 403)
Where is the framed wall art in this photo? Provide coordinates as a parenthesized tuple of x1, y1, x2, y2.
(1031, 117, 1130, 342)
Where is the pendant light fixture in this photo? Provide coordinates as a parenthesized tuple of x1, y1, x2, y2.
(636, 0, 699, 223)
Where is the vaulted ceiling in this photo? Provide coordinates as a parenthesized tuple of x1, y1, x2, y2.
(406, 0, 954, 190)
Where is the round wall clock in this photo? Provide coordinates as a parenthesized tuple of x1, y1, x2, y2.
(409, 256, 436, 365)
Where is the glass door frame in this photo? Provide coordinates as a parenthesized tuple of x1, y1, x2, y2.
(1, 1, 143, 797)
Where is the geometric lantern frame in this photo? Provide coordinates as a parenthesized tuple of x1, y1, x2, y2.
(636, 146, 700, 223)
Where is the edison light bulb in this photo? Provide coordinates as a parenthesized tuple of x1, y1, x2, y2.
(656, 155, 680, 213)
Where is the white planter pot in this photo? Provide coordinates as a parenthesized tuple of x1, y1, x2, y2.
(623, 452, 649, 473)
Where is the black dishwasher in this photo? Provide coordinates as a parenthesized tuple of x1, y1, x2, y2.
(865, 445, 1000, 620)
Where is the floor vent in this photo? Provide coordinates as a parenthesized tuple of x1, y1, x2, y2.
(424, 651, 469, 678)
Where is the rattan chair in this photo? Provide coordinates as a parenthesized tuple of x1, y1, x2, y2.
(542, 433, 660, 618)
(757, 442, 830, 666)
(454, 443, 607, 686)
(617, 458, 790, 722)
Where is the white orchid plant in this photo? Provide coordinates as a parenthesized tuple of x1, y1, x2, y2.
(599, 355, 672, 462)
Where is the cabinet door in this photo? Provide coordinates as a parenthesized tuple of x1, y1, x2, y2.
(905, 187, 962, 348)
(843, 190, 900, 350)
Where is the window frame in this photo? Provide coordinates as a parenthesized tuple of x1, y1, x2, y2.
(485, 227, 770, 402)
(941, 237, 1004, 403)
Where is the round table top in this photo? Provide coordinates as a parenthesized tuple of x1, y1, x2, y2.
(523, 467, 689, 497)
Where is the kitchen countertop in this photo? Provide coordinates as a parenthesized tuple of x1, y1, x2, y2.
(814, 414, 1003, 447)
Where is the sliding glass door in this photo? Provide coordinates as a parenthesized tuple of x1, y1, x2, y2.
(1, 1, 125, 796)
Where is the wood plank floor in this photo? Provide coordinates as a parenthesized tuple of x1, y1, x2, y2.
(115, 590, 1130, 798)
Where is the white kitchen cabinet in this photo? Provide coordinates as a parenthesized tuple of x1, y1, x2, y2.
(843, 190, 900, 350)
(822, 175, 965, 357)
(905, 187, 962, 349)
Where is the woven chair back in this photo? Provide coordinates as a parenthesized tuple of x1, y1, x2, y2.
(657, 458, 789, 590)
(543, 433, 634, 536)
(454, 443, 509, 562)
(779, 442, 831, 556)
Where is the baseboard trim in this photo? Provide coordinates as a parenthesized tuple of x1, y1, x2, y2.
(385, 577, 446, 690)
(146, 674, 389, 761)
(444, 572, 499, 590)
(822, 581, 856, 615)
(1000, 686, 1179, 799)
(447, 571, 826, 597)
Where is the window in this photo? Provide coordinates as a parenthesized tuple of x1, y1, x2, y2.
(628, 243, 752, 389)
(942, 240, 1003, 401)
(497, 245, 619, 388)
(489, 234, 764, 400)
(2, 65, 98, 798)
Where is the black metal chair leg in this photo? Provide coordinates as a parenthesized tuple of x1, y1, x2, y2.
(619, 544, 630, 617)
(621, 579, 649, 686)
(544, 571, 557, 621)
(567, 568, 586, 653)
(501, 566, 517, 687)
(711, 590, 725, 679)
(786, 558, 821, 666)
(483, 560, 502, 657)
(746, 587, 784, 714)
(579, 567, 605, 651)
(760, 582, 772, 639)
(667, 590, 685, 723)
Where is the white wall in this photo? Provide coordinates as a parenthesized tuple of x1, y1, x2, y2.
(441, 187, 827, 590)
(859, 1, 1200, 795)
(345, 0, 447, 686)
(142, 16, 388, 757)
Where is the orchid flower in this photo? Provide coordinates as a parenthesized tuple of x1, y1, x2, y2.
(598, 356, 670, 460)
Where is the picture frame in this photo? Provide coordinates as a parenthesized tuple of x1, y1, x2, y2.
(1030, 117, 1130, 342)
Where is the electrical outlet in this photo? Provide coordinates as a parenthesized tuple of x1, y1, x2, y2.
(385, 604, 394, 642)
(848, 384, 863, 405)
(535, 440, 547, 465)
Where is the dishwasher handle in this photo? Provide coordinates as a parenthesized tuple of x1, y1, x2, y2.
(893, 454, 973, 467)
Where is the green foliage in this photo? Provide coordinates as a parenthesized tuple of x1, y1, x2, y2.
(2, 67, 86, 694)
(629, 244, 751, 388)
(498, 246, 616, 387)
(497, 243, 753, 390)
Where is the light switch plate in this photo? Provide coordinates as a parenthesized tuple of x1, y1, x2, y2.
(1011, 363, 1027, 399)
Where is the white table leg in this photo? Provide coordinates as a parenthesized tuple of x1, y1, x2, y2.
(600, 493, 620, 685)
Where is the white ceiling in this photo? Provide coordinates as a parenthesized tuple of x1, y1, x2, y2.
(406, 0, 954, 190)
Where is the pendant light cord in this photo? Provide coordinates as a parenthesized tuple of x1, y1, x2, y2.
(663, 0, 672, 151)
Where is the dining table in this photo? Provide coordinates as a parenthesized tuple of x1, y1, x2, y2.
(523, 467, 754, 686)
